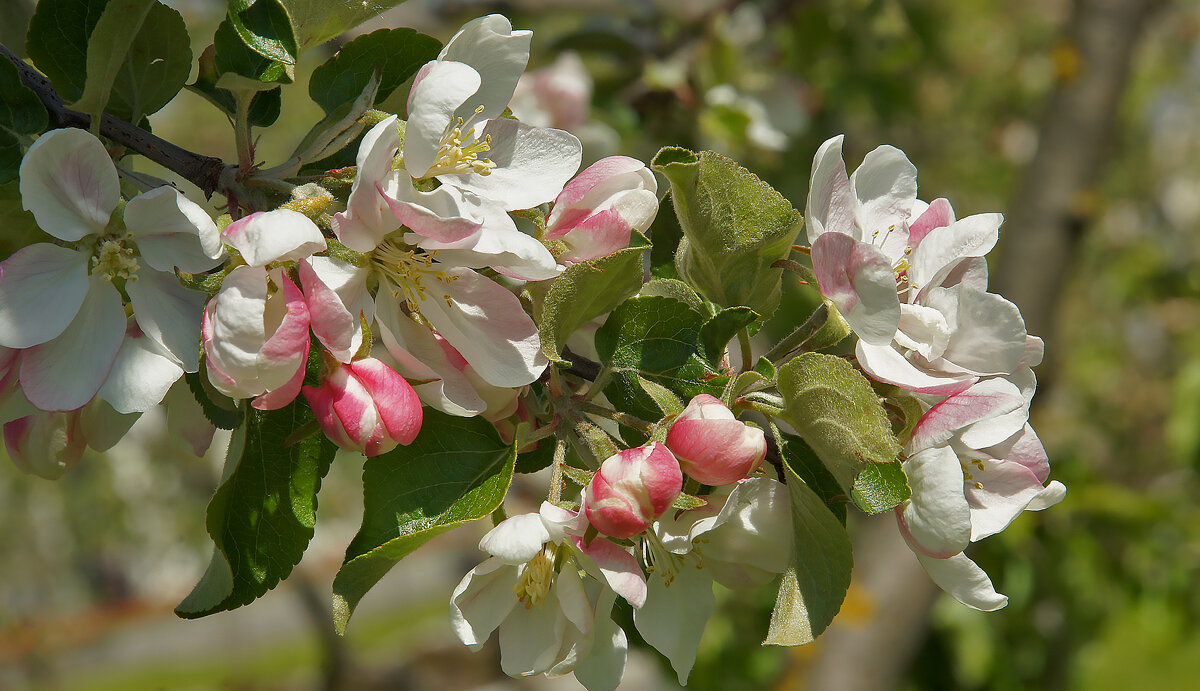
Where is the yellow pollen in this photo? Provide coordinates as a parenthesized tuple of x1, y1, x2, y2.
(974, 482, 984, 490)
(514, 548, 555, 608)
(371, 239, 453, 311)
(92, 239, 139, 281)
(424, 105, 496, 178)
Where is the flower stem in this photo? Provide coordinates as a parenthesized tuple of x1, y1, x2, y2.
(548, 437, 568, 504)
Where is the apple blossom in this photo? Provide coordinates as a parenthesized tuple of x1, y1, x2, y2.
(665, 394, 766, 486)
(636, 478, 792, 683)
(583, 442, 683, 539)
(202, 209, 326, 409)
(450, 503, 644, 690)
(301, 356, 422, 457)
(0, 129, 223, 412)
(544, 156, 659, 263)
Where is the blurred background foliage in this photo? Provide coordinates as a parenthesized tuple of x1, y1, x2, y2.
(2, 0, 1199, 689)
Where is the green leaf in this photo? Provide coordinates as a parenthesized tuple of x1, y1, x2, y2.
(777, 352, 901, 495)
(699, 306, 758, 365)
(176, 397, 337, 618)
(184, 371, 245, 430)
(280, 0, 410, 50)
(779, 432, 847, 524)
(25, 0, 106, 103)
(851, 460, 911, 514)
(763, 462, 852, 646)
(540, 246, 647, 363)
(0, 181, 43, 255)
(595, 295, 728, 421)
(188, 42, 281, 127)
(651, 147, 802, 319)
(98, 0, 190, 123)
(0, 57, 48, 183)
(331, 409, 517, 633)
(70, 0, 154, 123)
(636, 375, 685, 417)
(309, 28, 440, 115)
(228, 0, 297, 75)
(214, 13, 290, 86)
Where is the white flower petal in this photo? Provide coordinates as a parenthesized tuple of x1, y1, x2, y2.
(633, 565, 714, 685)
(908, 212, 1001, 293)
(373, 293, 487, 416)
(856, 340, 976, 395)
(915, 552, 1008, 611)
(479, 512, 550, 563)
(124, 187, 224, 272)
(222, 209, 327, 266)
(99, 323, 184, 413)
(416, 268, 547, 388)
(414, 204, 560, 281)
(964, 457, 1046, 541)
(941, 286, 1028, 375)
(805, 135, 855, 243)
(499, 591, 569, 677)
(20, 276, 125, 411)
(572, 596, 628, 691)
(439, 119, 582, 210)
(405, 61, 482, 178)
(849, 144, 917, 236)
(0, 244, 90, 348)
(332, 116, 403, 252)
(897, 446, 971, 558)
(450, 558, 519, 650)
(439, 14, 532, 122)
(19, 128, 118, 241)
(128, 268, 206, 372)
(811, 232, 900, 345)
(1027, 480, 1066, 511)
(79, 397, 140, 451)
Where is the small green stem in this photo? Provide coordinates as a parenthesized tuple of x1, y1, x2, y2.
(574, 400, 654, 433)
(490, 503, 509, 527)
(582, 366, 612, 403)
(763, 302, 829, 363)
(234, 94, 254, 178)
(548, 437, 568, 504)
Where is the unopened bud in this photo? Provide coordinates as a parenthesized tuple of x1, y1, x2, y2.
(666, 394, 766, 486)
(302, 357, 423, 457)
(584, 442, 682, 539)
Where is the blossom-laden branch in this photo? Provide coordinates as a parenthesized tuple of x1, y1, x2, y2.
(0, 42, 233, 199)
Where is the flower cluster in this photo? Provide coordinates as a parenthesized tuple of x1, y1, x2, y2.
(805, 135, 1064, 609)
(452, 394, 781, 689)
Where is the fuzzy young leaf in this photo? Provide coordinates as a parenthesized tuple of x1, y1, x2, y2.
(0, 59, 48, 183)
(540, 246, 647, 363)
(651, 147, 802, 319)
(176, 397, 337, 618)
(764, 461, 852, 646)
(331, 410, 516, 633)
(851, 460, 911, 514)
(778, 353, 902, 495)
(280, 0, 410, 50)
(309, 28, 440, 115)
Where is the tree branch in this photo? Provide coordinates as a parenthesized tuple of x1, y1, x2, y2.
(0, 41, 233, 199)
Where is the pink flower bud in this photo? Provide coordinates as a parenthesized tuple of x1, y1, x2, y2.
(4, 408, 86, 479)
(544, 156, 659, 263)
(666, 394, 767, 486)
(584, 442, 682, 539)
(302, 357, 423, 457)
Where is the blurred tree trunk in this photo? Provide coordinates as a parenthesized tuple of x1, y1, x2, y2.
(792, 1, 1166, 690)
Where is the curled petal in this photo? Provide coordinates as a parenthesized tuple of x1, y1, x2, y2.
(805, 135, 855, 242)
(404, 61, 483, 179)
(222, 209, 327, 267)
(915, 552, 1008, 611)
(897, 446, 971, 559)
(850, 144, 917, 238)
(332, 116, 403, 252)
(19, 128, 118, 241)
(439, 14, 532, 122)
(812, 232, 900, 345)
(124, 186, 224, 272)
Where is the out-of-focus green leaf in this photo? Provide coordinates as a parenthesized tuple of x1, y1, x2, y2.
(651, 147, 802, 319)
(778, 352, 901, 495)
(70, 0, 154, 123)
(309, 28, 439, 115)
(764, 459, 852, 646)
(0, 58, 47, 184)
(331, 409, 516, 633)
(25, 0, 105, 102)
(540, 246, 647, 363)
(176, 398, 337, 618)
(280, 0, 410, 50)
